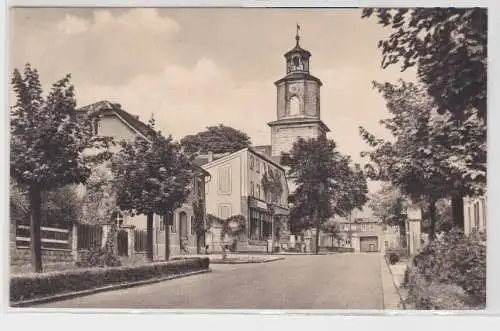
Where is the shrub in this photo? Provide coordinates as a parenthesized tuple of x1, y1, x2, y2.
(388, 253, 400, 265)
(76, 225, 122, 268)
(406, 228, 486, 308)
(11, 257, 210, 303)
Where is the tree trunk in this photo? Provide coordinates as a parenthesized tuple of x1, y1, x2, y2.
(164, 212, 170, 261)
(429, 200, 438, 241)
(451, 194, 465, 230)
(196, 232, 201, 254)
(146, 212, 154, 262)
(29, 186, 43, 273)
(315, 208, 320, 255)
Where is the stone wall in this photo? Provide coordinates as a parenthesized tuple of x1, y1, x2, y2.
(271, 124, 320, 157)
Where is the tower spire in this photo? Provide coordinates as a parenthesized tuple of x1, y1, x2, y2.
(295, 23, 300, 45)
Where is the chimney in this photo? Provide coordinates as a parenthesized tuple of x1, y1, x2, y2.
(208, 151, 213, 162)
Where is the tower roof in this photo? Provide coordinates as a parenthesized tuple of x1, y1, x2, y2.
(284, 24, 311, 58)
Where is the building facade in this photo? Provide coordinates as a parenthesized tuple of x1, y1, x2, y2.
(78, 100, 210, 257)
(463, 194, 487, 236)
(198, 148, 289, 252)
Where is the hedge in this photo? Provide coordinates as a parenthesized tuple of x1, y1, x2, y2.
(402, 229, 486, 309)
(11, 257, 210, 303)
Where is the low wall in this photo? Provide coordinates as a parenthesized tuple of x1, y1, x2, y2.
(11, 247, 74, 266)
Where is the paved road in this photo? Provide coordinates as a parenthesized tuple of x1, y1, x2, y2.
(34, 253, 383, 309)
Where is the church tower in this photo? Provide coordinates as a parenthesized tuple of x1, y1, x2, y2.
(268, 26, 330, 159)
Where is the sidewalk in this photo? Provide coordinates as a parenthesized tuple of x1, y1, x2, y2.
(380, 256, 407, 309)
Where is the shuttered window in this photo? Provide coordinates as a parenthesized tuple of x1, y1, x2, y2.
(218, 166, 231, 194)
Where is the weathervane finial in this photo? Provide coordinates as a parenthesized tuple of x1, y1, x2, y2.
(296, 23, 301, 45)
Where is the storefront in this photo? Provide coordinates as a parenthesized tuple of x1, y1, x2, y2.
(247, 198, 289, 242)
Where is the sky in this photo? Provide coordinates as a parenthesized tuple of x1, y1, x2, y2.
(9, 7, 417, 198)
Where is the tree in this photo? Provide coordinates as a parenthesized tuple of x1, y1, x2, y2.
(362, 8, 487, 121)
(261, 167, 284, 252)
(359, 81, 485, 239)
(191, 197, 206, 254)
(10, 63, 113, 272)
(369, 183, 408, 247)
(281, 135, 361, 254)
(180, 124, 252, 155)
(80, 167, 118, 225)
(362, 8, 487, 227)
(112, 118, 195, 262)
(320, 219, 341, 248)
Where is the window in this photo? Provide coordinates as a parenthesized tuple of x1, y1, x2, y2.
(217, 204, 231, 219)
(111, 211, 124, 227)
(256, 184, 261, 199)
(468, 206, 472, 231)
(250, 155, 254, 170)
(256, 159, 260, 173)
(289, 96, 300, 116)
(250, 181, 255, 197)
(159, 215, 165, 232)
(482, 198, 486, 230)
(190, 216, 195, 235)
(171, 213, 177, 233)
(217, 166, 231, 194)
(474, 202, 480, 229)
(385, 241, 389, 249)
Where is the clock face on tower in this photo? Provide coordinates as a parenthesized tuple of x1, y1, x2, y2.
(289, 84, 302, 95)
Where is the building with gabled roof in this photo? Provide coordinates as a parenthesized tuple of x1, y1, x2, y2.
(78, 100, 211, 258)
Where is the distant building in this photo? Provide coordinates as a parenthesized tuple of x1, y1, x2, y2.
(78, 101, 211, 257)
(463, 194, 487, 236)
(196, 147, 289, 252)
(320, 215, 390, 253)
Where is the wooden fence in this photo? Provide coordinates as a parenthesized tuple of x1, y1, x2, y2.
(77, 223, 103, 250)
(15, 222, 150, 257)
(15, 224, 71, 250)
(134, 229, 147, 252)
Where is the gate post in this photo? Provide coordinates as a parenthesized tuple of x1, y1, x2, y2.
(406, 204, 422, 256)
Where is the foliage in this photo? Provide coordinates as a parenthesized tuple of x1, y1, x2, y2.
(406, 228, 486, 307)
(369, 183, 408, 246)
(206, 214, 246, 242)
(362, 8, 487, 121)
(80, 166, 117, 225)
(76, 223, 123, 269)
(388, 253, 400, 265)
(359, 81, 486, 237)
(180, 124, 252, 155)
(113, 118, 195, 216)
(10, 63, 114, 272)
(40, 185, 82, 228)
(282, 135, 368, 234)
(320, 219, 341, 239)
(10, 258, 210, 303)
(112, 117, 196, 260)
(10, 63, 113, 189)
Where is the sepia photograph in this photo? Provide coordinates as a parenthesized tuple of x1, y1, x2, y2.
(7, 7, 487, 311)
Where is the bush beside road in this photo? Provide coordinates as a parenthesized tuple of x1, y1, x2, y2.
(10, 257, 210, 305)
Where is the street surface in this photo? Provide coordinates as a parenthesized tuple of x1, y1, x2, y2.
(34, 253, 383, 309)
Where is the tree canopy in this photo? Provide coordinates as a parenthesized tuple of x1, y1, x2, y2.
(359, 80, 486, 238)
(112, 118, 196, 260)
(10, 63, 113, 272)
(180, 124, 252, 155)
(362, 8, 487, 121)
(281, 135, 368, 235)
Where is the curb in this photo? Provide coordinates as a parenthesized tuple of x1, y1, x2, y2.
(10, 268, 212, 308)
(210, 257, 285, 264)
(380, 257, 406, 310)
